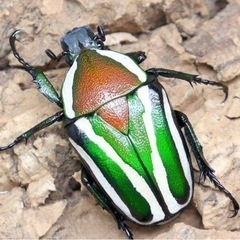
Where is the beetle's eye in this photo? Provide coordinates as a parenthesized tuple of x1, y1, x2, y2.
(92, 35, 102, 48)
(61, 41, 69, 52)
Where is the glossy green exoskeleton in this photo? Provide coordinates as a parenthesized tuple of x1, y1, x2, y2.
(0, 26, 239, 239)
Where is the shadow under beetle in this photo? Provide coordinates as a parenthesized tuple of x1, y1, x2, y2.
(0, 26, 239, 239)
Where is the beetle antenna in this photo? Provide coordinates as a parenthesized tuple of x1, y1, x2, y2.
(45, 49, 68, 62)
(97, 26, 106, 42)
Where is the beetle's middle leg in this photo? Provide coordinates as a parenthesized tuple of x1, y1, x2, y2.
(0, 111, 64, 151)
(81, 168, 133, 239)
(146, 68, 228, 101)
(10, 30, 62, 108)
(174, 110, 239, 217)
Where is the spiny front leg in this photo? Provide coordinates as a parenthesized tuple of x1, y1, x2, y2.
(10, 30, 62, 107)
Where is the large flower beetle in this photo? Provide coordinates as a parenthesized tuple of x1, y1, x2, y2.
(0, 26, 239, 239)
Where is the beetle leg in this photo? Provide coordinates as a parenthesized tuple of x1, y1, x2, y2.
(126, 51, 147, 64)
(10, 30, 62, 108)
(0, 111, 64, 151)
(174, 110, 239, 217)
(146, 68, 228, 101)
(81, 168, 133, 239)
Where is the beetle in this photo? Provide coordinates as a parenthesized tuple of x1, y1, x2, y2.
(0, 26, 239, 239)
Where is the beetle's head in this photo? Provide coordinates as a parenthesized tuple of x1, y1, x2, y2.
(60, 26, 106, 65)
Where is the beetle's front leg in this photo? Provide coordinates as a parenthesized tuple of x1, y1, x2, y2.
(0, 111, 64, 151)
(147, 68, 228, 101)
(81, 168, 133, 239)
(174, 110, 239, 217)
(10, 30, 62, 108)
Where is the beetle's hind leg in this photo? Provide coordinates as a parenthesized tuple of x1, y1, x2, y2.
(146, 68, 228, 101)
(175, 110, 239, 217)
(81, 168, 133, 239)
(10, 30, 62, 108)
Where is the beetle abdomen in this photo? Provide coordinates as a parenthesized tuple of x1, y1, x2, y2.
(68, 84, 193, 224)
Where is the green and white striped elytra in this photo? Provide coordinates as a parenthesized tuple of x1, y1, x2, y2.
(0, 26, 238, 239)
(63, 49, 193, 224)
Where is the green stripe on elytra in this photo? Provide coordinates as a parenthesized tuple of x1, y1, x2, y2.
(87, 115, 152, 222)
(150, 89, 190, 202)
(127, 94, 159, 190)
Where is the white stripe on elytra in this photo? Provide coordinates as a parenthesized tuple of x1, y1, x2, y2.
(137, 86, 191, 214)
(162, 89, 193, 208)
(70, 117, 165, 224)
(61, 57, 78, 119)
(96, 49, 147, 83)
